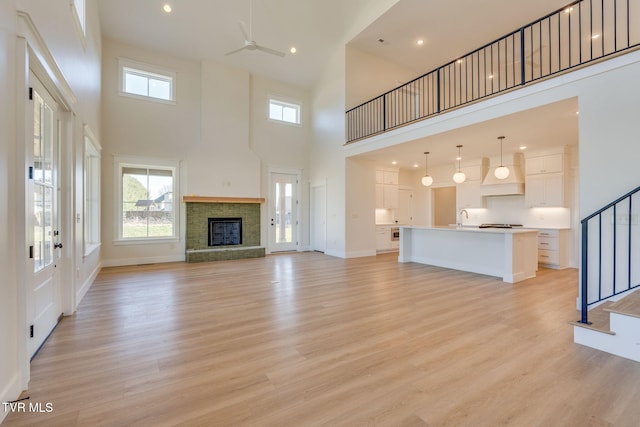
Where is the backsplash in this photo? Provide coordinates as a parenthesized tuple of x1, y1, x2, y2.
(460, 195, 571, 228)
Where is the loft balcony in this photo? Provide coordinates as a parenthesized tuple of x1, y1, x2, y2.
(345, 0, 640, 144)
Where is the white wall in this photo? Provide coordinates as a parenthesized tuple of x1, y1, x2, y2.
(1, 0, 102, 418)
(251, 75, 311, 250)
(101, 41, 313, 265)
(345, 46, 419, 109)
(309, 0, 400, 259)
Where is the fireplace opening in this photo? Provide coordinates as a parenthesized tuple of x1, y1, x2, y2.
(208, 218, 242, 246)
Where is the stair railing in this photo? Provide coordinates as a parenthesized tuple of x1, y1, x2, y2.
(579, 185, 640, 324)
(346, 0, 640, 143)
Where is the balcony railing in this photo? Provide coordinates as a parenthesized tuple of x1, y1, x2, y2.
(346, 0, 640, 143)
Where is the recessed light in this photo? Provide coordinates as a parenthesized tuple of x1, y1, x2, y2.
(456, 59, 464, 64)
(576, 111, 580, 115)
(290, 47, 297, 54)
(564, 7, 573, 13)
(488, 74, 494, 79)
(413, 164, 419, 168)
(592, 34, 600, 39)
(416, 39, 424, 46)
(392, 161, 397, 165)
(520, 145, 527, 150)
(163, 4, 172, 13)
(456, 156, 462, 161)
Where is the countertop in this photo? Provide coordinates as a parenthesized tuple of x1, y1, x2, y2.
(400, 225, 539, 234)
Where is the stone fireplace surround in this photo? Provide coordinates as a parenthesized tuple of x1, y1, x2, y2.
(184, 196, 265, 263)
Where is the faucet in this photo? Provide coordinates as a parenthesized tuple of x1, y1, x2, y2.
(458, 209, 469, 228)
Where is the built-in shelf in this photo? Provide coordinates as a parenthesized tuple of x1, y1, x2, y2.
(182, 196, 265, 204)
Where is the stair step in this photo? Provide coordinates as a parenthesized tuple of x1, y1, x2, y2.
(604, 289, 640, 318)
(571, 301, 615, 335)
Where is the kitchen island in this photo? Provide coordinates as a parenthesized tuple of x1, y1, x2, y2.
(398, 226, 539, 283)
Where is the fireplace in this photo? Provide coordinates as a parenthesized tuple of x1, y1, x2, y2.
(208, 217, 242, 246)
(184, 197, 265, 263)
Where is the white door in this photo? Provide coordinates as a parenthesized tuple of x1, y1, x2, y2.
(398, 189, 413, 225)
(311, 184, 326, 252)
(269, 172, 299, 252)
(27, 75, 63, 358)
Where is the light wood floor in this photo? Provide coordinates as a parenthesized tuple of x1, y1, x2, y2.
(5, 252, 640, 426)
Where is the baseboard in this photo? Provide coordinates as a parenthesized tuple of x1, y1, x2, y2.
(0, 372, 22, 424)
(76, 261, 102, 309)
(101, 254, 185, 268)
(324, 249, 346, 259)
(344, 250, 377, 259)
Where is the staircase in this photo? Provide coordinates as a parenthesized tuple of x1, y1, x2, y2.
(573, 290, 640, 362)
(574, 185, 640, 362)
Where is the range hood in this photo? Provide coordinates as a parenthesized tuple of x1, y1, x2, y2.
(480, 152, 525, 196)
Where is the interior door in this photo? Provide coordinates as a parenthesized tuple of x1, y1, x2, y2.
(28, 74, 62, 358)
(269, 172, 298, 252)
(397, 189, 413, 225)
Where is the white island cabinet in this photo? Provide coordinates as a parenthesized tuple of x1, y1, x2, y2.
(398, 226, 539, 283)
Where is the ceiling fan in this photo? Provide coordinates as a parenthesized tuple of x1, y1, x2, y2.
(225, 0, 285, 57)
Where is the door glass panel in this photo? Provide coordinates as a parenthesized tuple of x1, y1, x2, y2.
(275, 182, 292, 244)
(33, 90, 55, 272)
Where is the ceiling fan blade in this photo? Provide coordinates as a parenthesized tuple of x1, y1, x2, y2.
(225, 46, 249, 56)
(255, 45, 286, 57)
(238, 21, 249, 41)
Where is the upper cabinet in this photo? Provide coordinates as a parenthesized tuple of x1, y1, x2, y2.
(376, 168, 399, 209)
(524, 150, 570, 207)
(456, 158, 489, 209)
(525, 153, 564, 175)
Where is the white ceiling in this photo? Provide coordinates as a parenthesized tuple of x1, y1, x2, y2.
(97, 0, 579, 169)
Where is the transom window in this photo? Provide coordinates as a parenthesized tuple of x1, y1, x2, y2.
(118, 58, 176, 103)
(269, 98, 301, 125)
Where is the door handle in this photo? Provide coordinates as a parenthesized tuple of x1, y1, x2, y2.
(54, 243, 63, 249)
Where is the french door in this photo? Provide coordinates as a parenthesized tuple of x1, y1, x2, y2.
(269, 172, 299, 252)
(27, 74, 63, 358)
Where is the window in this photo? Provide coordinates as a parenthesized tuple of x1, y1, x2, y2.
(118, 58, 176, 103)
(84, 126, 101, 255)
(114, 157, 179, 242)
(269, 98, 301, 125)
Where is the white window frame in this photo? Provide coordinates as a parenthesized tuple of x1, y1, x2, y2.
(268, 97, 302, 126)
(113, 156, 179, 244)
(83, 125, 101, 256)
(117, 58, 176, 104)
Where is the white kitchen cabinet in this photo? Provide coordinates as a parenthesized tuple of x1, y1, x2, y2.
(455, 158, 488, 210)
(375, 169, 399, 209)
(383, 170, 398, 185)
(525, 151, 568, 207)
(456, 181, 486, 208)
(376, 226, 391, 251)
(525, 173, 564, 207)
(536, 229, 569, 269)
(525, 153, 563, 174)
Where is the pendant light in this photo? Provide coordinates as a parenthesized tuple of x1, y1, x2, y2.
(421, 151, 433, 186)
(452, 145, 466, 183)
(494, 135, 510, 180)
